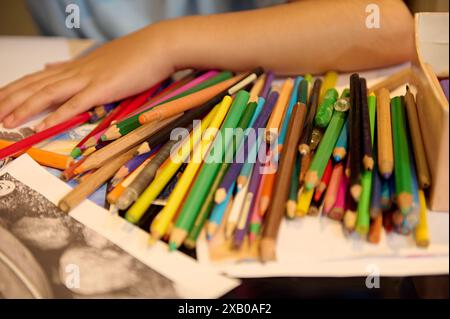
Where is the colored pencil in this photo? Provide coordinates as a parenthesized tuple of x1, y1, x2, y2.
(286, 155, 300, 218)
(138, 75, 244, 125)
(58, 146, 138, 213)
(368, 214, 383, 244)
(101, 69, 257, 141)
(260, 72, 274, 99)
(279, 77, 304, 145)
(207, 184, 235, 239)
(380, 178, 393, 210)
(261, 99, 307, 262)
(214, 92, 277, 203)
(370, 162, 383, 218)
(225, 180, 249, 239)
(333, 117, 349, 162)
(249, 74, 266, 102)
(296, 186, 314, 217)
(110, 151, 154, 188)
(323, 163, 344, 215)
(169, 91, 250, 250)
(356, 92, 376, 236)
(74, 115, 181, 175)
(299, 151, 311, 185)
(315, 88, 338, 128)
(0, 112, 91, 160)
(415, 190, 430, 247)
(88, 102, 118, 123)
(328, 174, 348, 221)
(343, 193, 357, 233)
(348, 73, 362, 201)
(299, 79, 322, 155)
(124, 118, 206, 224)
(304, 110, 347, 190)
(313, 159, 333, 203)
(150, 97, 231, 241)
(376, 88, 394, 178)
(0, 139, 74, 170)
(265, 78, 294, 143)
(404, 86, 431, 188)
(360, 78, 374, 171)
(391, 96, 413, 214)
(106, 154, 154, 204)
(319, 71, 338, 103)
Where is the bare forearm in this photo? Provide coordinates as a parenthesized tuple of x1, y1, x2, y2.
(158, 0, 414, 74)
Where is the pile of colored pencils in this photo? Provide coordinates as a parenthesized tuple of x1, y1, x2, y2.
(0, 68, 433, 262)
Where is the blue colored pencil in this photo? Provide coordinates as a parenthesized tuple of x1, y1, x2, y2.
(278, 76, 303, 144)
(370, 163, 383, 218)
(380, 178, 391, 211)
(333, 117, 349, 162)
(207, 182, 235, 239)
(233, 152, 264, 248)
(249, 97, 266, 127)
(214, 92, 278, 203)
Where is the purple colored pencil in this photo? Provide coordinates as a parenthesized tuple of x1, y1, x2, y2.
(233, 154, 265, 248)
(260, 72, 275, 100)
(215, 91, 278, 203)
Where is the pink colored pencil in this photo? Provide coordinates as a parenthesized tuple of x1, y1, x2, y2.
(328, 173, 348, 220)
(323, 163, 344, 215)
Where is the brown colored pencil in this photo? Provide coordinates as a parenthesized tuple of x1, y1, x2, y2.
(59, 146, 138, 213)
(298, 79, 322, 155)
(74, 115, 181, 174)
(404, 86, 431, 189)
(260, 102, 307, 262)
(376, 88, 394, 178)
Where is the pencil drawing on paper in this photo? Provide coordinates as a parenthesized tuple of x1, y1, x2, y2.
(0, 173, 178, 298)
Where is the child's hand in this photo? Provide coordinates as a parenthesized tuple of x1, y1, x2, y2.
(0, 25, 175, 131)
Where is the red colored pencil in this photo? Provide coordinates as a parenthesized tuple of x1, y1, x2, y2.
(0, 112, 91, 160)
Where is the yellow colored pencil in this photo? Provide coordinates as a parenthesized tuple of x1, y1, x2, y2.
(415, 190, 430, 248)
(149, 97, 233, 239)
(124, 103, 219, 224)
(296, 187, 314, 217)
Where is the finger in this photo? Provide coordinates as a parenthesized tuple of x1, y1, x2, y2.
(2, 77, 89, 128)
(0, 72, 77, 121)
(45, 60, 71, 70)
(0, 67, 65, 101)
(36, 85, 101, 131)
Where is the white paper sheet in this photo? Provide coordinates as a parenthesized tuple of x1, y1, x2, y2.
(196, 64, 449, 278)
(1, 155, 239, 298)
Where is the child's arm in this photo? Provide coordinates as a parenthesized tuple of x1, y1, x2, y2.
(0, 0, 413, 130)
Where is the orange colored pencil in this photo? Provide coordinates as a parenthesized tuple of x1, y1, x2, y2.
(0, 139, 74, 170)
(138, 75, 241, 124)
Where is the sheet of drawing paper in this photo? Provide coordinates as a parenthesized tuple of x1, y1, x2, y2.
(0, 155, 239, 298)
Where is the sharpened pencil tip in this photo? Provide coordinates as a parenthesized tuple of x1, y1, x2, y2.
(100, 135, 107, 141)
(168, 242, 177, 251)
(70, 147, 82, 159)
(333, 155, 341, 162)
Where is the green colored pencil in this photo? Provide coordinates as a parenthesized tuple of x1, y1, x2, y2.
(391, 96, 413, 214)
(184, 101, 257, 247)
(356, 93, 377, 236)
(304, 110, 347, 190)
(286, 155, 301, 218)
(169, 91, 250, 250)
(103, 71, 233, 140)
